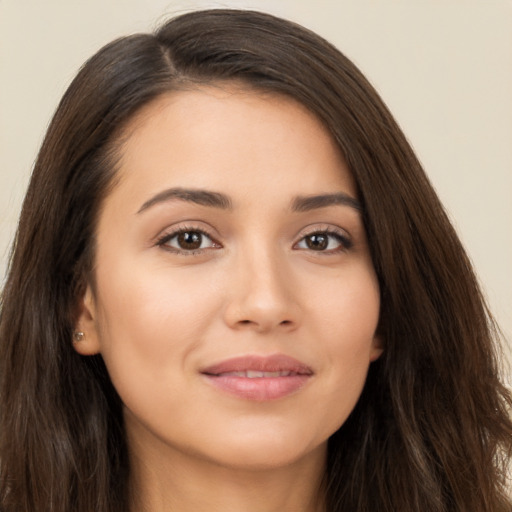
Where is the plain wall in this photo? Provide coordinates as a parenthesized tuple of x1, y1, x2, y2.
(1, 0, 511, 367)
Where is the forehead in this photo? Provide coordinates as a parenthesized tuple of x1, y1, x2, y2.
(109, 84, 356, 211)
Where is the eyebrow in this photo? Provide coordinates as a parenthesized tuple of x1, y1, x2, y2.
(137, 187, 362, 215)
(291, 193, 362, 213)
(137, 187, 233, 213)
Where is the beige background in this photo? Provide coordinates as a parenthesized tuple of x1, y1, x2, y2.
(1, 0, 511, 368)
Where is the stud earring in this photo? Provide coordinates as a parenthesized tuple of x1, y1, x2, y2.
(73, 331, 85, 342)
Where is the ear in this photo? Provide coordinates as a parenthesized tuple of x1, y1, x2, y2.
(369, 335, 384, 362)
(73, 284, 102, 356)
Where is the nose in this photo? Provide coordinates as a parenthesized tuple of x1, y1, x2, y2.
(223, 249, 301, 334)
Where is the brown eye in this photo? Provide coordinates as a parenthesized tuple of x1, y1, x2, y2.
(295, 230, 352, 253)
(305, 234, 329, 250)
(177, 231, 203, 250)
(159, 229, 218, 253)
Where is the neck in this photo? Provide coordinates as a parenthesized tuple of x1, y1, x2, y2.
(127, 430, 327, 512)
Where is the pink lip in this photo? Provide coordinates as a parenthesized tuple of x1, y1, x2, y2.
(200, 354, 313, 401)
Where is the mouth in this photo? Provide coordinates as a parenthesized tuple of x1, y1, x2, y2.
(200, 354, 313, 401)
(212, 370, 299, 378)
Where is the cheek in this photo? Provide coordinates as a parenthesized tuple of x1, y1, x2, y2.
(311, 261, 380, 350)
(306, 264, 380, 421)
(98, 255, 218, 333)
(93, 261, 221, 392)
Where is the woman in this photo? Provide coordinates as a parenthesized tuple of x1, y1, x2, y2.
(0, 9, 510, 512)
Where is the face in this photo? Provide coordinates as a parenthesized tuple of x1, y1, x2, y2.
(76, 85, 382, 472)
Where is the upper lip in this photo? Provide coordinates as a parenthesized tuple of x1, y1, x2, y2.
(201, 354, 313, 376)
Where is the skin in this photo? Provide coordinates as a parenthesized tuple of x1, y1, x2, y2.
(75, 85, 382, 512)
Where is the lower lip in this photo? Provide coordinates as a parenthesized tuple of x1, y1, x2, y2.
(202, 374, 311, 401)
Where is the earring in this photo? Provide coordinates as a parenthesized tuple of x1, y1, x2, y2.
(73, 331, 85, 342)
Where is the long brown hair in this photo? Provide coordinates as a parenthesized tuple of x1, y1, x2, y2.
(1, 9, 510, 512)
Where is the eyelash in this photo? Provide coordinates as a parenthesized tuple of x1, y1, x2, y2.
(156, 225, 352, 256)
(156, 225, 220, 256)
(294, 227, 353, 254)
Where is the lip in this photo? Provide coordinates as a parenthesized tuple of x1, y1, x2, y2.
(200, 354, 313, 401)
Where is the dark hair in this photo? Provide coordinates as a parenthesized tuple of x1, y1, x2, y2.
(1, 9, 510, 512)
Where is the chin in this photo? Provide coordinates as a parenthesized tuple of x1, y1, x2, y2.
(192, 424, 328, 471)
